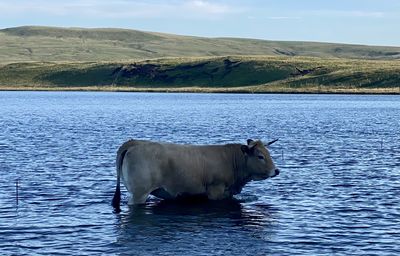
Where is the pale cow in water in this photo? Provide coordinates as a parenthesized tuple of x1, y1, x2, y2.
(112, 139, 279, 210)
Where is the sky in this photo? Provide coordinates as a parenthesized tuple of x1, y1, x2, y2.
(1, 0, 399, 46)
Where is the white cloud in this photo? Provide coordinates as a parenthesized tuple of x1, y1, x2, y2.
(247, 15, 302, 21)
(0, 0, 241, 19)
(347, 11, 385, 18)
(266, 16, 302, 20)
(184, 0, 233, 14)
(310, 10, 385, 18)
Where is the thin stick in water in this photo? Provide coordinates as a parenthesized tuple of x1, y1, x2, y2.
(16, 179, 19, 205)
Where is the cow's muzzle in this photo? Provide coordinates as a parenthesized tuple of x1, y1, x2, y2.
(271, 168, 280, 178)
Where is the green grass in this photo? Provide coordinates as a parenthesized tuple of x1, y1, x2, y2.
(1, 26, 399, 94)
(1, 26, 400, 64)
(1, 56, 399, 93)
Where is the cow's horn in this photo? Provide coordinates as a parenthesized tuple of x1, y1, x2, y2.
(267, 139, 279, 146)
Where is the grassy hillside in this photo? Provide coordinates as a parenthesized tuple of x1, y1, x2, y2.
(1, 26, 400, 63)
(1, 26, 399, 93)
(1, 56, 399, 93)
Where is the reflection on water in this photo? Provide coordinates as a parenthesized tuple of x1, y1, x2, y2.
(120, 198, 274, 227)
(115, 198, 277, 255)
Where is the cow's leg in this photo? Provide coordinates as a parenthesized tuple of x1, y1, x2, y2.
(129, 193, 149, 205)
(207, 184, 226, 200)
(128, 186, 151, 205)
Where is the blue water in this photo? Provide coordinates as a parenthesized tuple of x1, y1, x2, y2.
(0, 91, 399, 255)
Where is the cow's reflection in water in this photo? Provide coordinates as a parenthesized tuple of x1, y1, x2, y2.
(114, 197, 277, 248)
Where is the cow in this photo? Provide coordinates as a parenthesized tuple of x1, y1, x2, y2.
(112, 139, 279, 211)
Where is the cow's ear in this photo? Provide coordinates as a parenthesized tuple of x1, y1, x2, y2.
(241, 145, 250, 154)
(247, 139, 254, 145)
(241, 145, 255, 155)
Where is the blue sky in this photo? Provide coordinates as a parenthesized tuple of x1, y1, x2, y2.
(1, 0, 399, 46)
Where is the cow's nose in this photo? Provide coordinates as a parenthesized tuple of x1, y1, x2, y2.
(275, 169, 280, 176)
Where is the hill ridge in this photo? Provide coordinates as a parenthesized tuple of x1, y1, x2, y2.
(1, 26, 399, 63)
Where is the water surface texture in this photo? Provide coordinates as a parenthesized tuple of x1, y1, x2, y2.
(1, 92, 399, 255)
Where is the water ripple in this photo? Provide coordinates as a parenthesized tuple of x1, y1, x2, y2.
(1, 92, 400, 255)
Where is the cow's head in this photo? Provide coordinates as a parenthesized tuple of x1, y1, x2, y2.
(241, 139, 279, 180)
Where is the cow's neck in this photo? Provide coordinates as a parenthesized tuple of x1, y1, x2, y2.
(229, 145, 251, 195)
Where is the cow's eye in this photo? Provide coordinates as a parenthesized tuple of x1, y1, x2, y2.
(258, 155, 264, 160)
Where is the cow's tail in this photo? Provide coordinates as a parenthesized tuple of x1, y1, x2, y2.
(112, 149, 128, 212)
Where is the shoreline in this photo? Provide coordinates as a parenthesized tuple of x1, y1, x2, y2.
(2, 56, 399, 95)
(1, 86, 399, 95)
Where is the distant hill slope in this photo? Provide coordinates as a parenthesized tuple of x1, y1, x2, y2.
(1, 26, 400, 63)
(1, 56, 399, 93)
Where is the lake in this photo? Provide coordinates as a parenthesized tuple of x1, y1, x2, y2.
(0, 91, 399, 255)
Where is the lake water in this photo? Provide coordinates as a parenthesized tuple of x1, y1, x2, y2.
(0, 91, 399, 255)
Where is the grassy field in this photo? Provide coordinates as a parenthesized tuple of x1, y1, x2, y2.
(0, 26, 399, 94)
(1, 56, 399, 93)
(1, 26, 400, 63)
